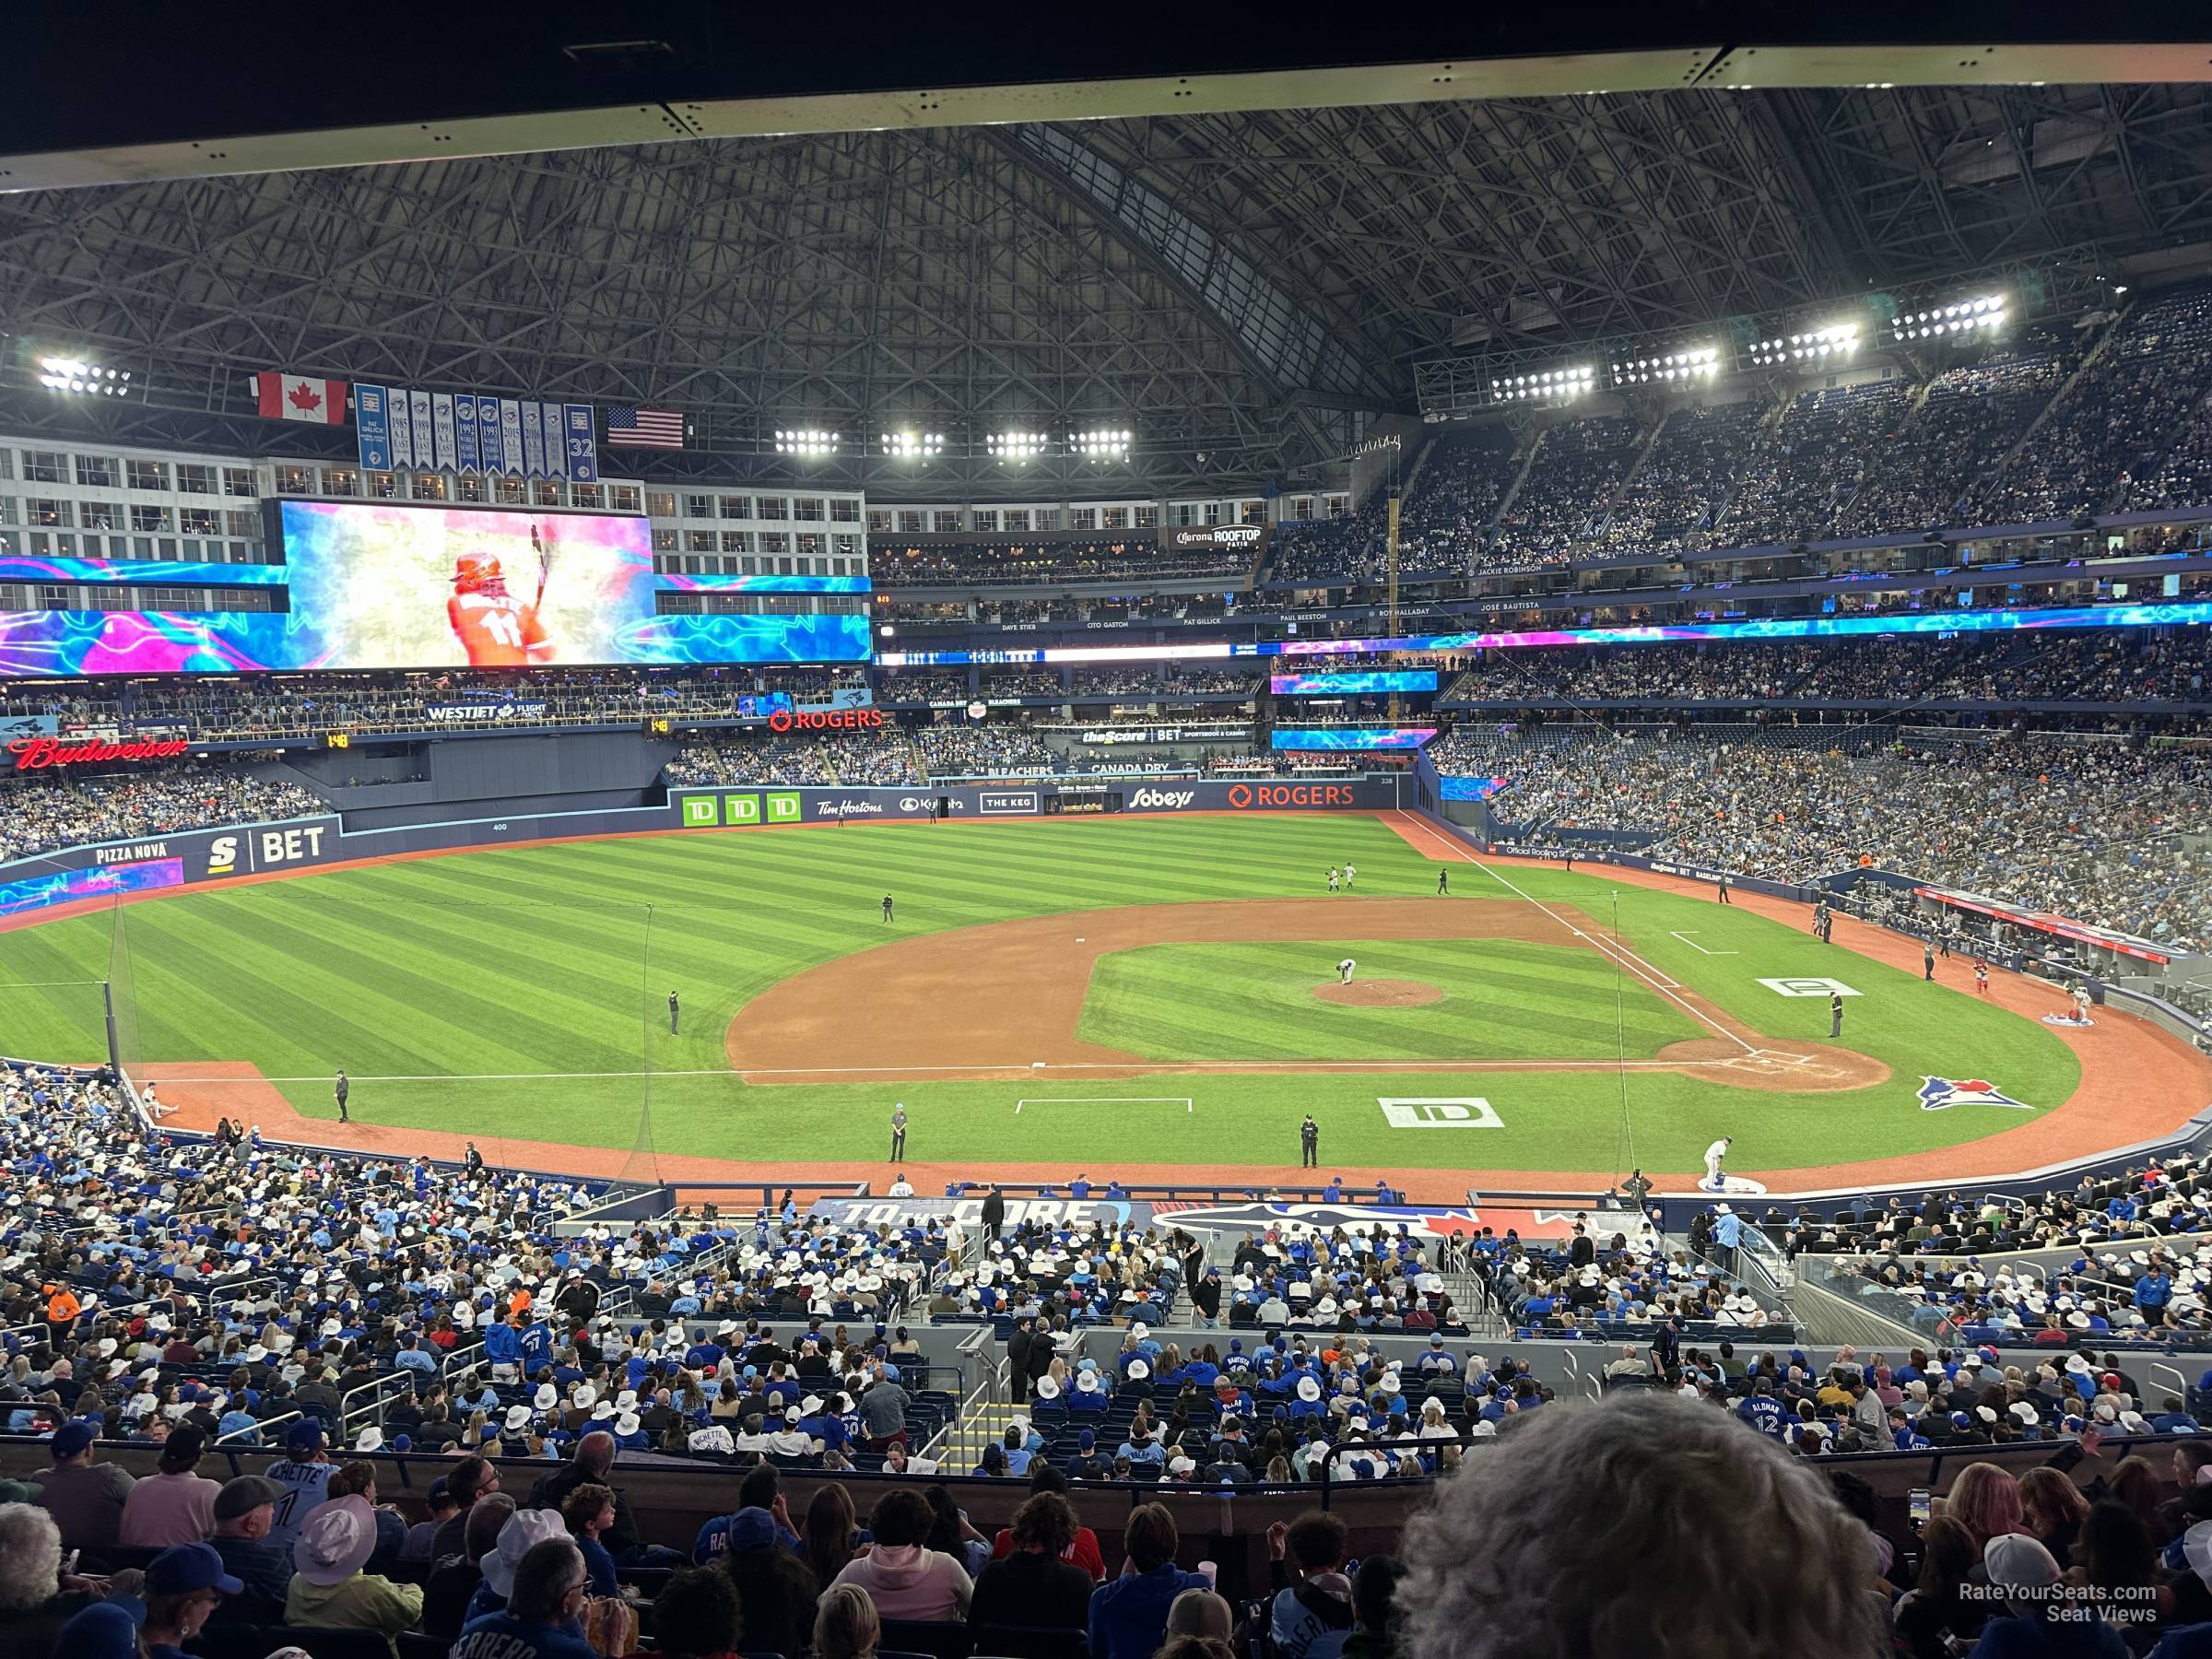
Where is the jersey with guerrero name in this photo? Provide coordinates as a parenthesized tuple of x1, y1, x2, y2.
(447, 591, 548, 665)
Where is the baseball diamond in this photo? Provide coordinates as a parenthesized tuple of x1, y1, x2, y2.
(5, 808, 2196, 1196)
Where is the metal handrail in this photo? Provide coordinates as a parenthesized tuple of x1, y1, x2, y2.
(2151, 1359, 2190, 1405)
(217, 1406, 299, 1446)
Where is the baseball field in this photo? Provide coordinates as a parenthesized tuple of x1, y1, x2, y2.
(0, 809, 2129, 1189)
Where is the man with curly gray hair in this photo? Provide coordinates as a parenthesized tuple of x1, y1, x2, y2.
(1397, 1394, 1884, 1659)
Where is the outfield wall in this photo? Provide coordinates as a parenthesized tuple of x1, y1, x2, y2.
(0, 774, 1404, 923)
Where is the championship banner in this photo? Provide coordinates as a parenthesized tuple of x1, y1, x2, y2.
(477, 397, 505, 476)
(521, 402, 547, 478)
(408, 392, 434, 473)
(430, 394, 457, 473)
(564, 405, 599, 483)
(354, 384, 392, 472)
(454, 395, 480, 474)
(541, 403, 570, 478)
(500, 401, 525, 477)
(387, 390, 416, 471)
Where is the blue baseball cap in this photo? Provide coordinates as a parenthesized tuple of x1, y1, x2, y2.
(1078, 1429, 1096, 1451)
(146, 1542, 244, 1597)
(54, 1599, 145, 1659)
(50, 1420, 100, 1458)
(286, 1421, 327, 1453)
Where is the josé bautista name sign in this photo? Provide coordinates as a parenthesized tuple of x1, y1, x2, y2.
(767, 707, 884, 733)
(9, 735, 193, 771)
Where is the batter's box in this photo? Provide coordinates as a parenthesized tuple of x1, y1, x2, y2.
(1759, 977, 1862, 998)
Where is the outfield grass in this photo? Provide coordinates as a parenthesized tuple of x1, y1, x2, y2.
(1078, 939, 1700, 1061)
(0, 815, 2081, 1173)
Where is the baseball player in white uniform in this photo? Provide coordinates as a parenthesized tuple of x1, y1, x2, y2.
(1344, 863, 1357, 889)
(1703, 1135, 1733, 1192)
(1336, 958, 1357, 985)
(2071, 985, 2092, 1023)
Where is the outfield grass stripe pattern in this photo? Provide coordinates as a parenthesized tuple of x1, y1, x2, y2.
(0, 816, 2077, 1174)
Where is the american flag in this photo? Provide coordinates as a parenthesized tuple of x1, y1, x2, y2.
(605, 405, 687, 448)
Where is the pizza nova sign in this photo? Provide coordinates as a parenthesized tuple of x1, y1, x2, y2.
(9, 735, 194, 771)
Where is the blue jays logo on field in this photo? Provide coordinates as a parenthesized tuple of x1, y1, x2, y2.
(1917, 1077, 2034, 1112)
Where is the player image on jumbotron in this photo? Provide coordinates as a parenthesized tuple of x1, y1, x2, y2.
(447, 524, 555, 665)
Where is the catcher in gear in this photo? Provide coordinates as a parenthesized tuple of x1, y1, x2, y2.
(446, 526, 553, 665)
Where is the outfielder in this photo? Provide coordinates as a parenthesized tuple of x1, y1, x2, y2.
(1343, 862, 1357, 889)
(1702, 1135, 1732, 1192)
(1327, 867, 1340, 895)
(1336, 958, 1357, 985)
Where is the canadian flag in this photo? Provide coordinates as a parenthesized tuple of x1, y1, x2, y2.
(253, 371, 349, 424)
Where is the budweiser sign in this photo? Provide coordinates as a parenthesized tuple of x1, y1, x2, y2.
(9, 735, 194, 771)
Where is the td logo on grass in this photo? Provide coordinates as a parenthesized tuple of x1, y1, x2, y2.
(1378, 1097, 1503, 1129)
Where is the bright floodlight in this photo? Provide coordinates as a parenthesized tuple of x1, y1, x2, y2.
(774, 428, 841, 456)
(40, 355, 132, 396)
(879, 430, 944, 459)
(1072, 428, 1131, 459)
(987, 431, 1050, 461)
(1890, 292, 2006, 343)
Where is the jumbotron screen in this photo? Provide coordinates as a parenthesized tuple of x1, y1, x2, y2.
(1269, 671, 1439, 694)
(0, 501, 868, 675)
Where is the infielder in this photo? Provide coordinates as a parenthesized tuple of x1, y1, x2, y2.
(1702, 1135, 1732, 1191)
(1336, 958, 1357, 985)
(2072, 985, 2092, 1023)
(1327, 867, 1340, 895)
(1343, 862, 1357, 889)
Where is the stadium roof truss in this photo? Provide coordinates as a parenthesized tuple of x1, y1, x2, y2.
(0, 78, 2208, 494)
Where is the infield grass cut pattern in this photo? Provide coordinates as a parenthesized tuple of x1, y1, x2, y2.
(1078, 939, 1698, 1061)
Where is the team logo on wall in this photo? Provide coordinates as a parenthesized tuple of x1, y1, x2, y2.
(1916, 1077, 2034, 1112)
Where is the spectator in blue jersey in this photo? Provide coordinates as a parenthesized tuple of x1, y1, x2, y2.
(1088, 1503, 1209, 1659)
(450, 1535, 598, 1659)
(483, 1317, 524, 1381)
(1735, 1377, 1789, 1439)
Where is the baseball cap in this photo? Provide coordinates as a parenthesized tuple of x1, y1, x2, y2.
(145, 1542, 244, 1597)
(50, 1420, 99, 1458)
(53, 1600, 145, 1659)
(286, 1421, 328, 1454)
(1983, 1533, 2061, 1592)
(213, 1475, 285, 1522)
(725, 1508, 780, 1552)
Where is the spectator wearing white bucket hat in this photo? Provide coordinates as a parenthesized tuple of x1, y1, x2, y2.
(287, 1493, 424, 1653)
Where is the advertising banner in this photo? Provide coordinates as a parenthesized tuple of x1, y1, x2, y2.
(1161, 524, 1267, 555)
(1438, 775, 1507, 801)
(423, 699, 554, 724)
(1270, 671, 1439, 695)
(1271, 727, 1437, 750)
(0, 556, 284, 587)
(808, 1195, 1152, 1230)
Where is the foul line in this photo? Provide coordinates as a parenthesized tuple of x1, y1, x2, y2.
(1669, 930, 1739, 957)
(1407, 822, 1755, 1056)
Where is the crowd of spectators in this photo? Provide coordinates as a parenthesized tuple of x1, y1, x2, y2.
(1720, 380, 1914, 547)
(912, 723, 1061, 780)
(1439, 722, 2212, 947)
(1976, 281, 2212, 524)
(1, 764, 324, 865)
(1594, 398, 1769, 553)
(872, 538, 1256, 587)
(665, 732, 921, 788)
(1486, 416, 1646, 566)
(1440, 631, 2212, 709)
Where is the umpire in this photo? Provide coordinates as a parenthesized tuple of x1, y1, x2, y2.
(1829, 992, 1844, 1039)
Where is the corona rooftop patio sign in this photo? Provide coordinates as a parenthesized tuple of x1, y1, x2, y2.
(9, 735, 194, 771)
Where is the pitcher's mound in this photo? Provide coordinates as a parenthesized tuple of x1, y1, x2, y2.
(1314, 980, 1444, 1007)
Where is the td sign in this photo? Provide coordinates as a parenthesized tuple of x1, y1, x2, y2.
(680, 792, 803, 827)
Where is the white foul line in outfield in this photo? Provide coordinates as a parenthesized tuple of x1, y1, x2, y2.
(1389, 810, 1751, 1055)
(149, 1059, 1764, 1083)
(1669, 931, 1739, 957)
(1017, 1097, 1193, 1113)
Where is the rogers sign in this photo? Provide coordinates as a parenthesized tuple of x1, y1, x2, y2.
(767, 708, 885, 733)
(1226, 782, 1359, 808)
(9, 735, 193, 771)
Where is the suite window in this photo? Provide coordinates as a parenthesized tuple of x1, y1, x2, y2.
(222, 467, 258, 498)
(127, 458, 170, 491)
(74, 454, 116, 488)
(177, 464, 217, 495)
(24, 451, 65, 485)
(130, 500, 172, 532)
